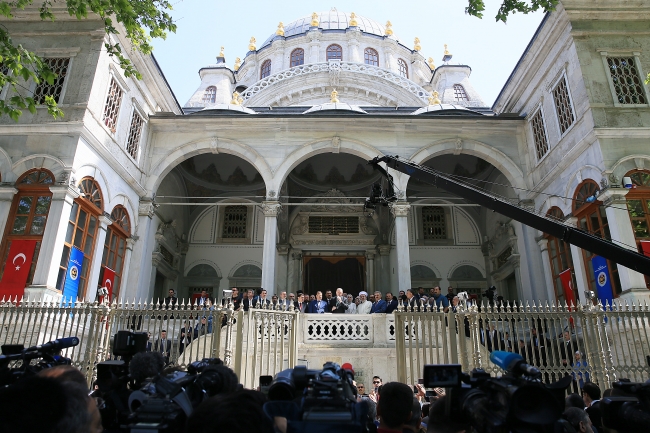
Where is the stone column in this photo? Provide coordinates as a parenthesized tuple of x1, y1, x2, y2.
(390, 202, 411, 294)
(366, 249, 376, 292)
(288, 248, 302, 295)
(598, 188, 648, 301)
(26, 185, 80, 301)
(537, 238, 557, 302)
(378, 245, 391, 293)
(86, 213, 112, 301)
(0, 186, 17, 238)
(261, 201, 281, 295)
(126, 199, 157, 301)
(566, 217, 589, 305)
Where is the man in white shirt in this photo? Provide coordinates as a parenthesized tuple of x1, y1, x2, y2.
(356, 291, 372, 314)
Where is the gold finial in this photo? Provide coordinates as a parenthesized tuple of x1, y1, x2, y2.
(248, 37, 256, 51)
(413, 37, 421, 52)
(231, 91, 241, 105)
(237, 94, 243, 105)
(444, 44, 450, 55)
(218, 46, 225, 58)
(428, 91, 441, 105)
(276, 22, 285, 36)
(385, 21, 393, 36)
(442, 44, 452, 62)
(349, 12, 358, 27)
(330, 89, 339, 103)
(234, 57, 241, 71)
(427, 57, 435, 70)
(311, 12, 319, 27)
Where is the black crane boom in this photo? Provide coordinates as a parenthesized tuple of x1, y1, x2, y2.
(370, 155, 650, 276)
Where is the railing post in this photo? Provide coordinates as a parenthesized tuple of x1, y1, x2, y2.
(395, 312, 407, 383)
(222, 304, 236, 366)
(232, 310, 244, 379)
(448, 309, 458, 364)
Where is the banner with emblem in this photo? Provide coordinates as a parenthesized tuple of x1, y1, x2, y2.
(591, 255, 614, 307)
(100, 266, 115, 303)
(0, 240, 37, 300)
(62, 246, 84, 303)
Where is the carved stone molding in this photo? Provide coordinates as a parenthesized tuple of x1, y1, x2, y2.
(311, 189, 358, 212)
(139, 199, 155, 218)
(390, 202, 410, 217)
(359, 216, 378, 234)
(378, 244, 391, 256)
(597, 187, 629, 206)
(331, 136, 341, 153)
(261, 201, 281, 216)
(293, 239, 375, 246)
(292, 215, 309, 235)
(329, 60, 341, 87)
(453, 138, 463, 155)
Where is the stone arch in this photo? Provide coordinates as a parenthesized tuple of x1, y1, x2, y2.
(0, 147, 11, 182)
(562, 165, 603, 207)
(609, 154, 650, 183)
(10, 154, 69, 184)
(184, 259, 222, 278)
(228, 260, 263, 289)
(75, 165, 112, 209)
(147, 137, 273, 194)
(271, 137, 383, 192)
(410, 262, 441, 288)
(447, 260, 486, 279)
(408, 138, 526, 192)
(537, 194, 569, 217)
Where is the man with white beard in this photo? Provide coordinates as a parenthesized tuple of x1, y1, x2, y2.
(356, 291, 372, 314)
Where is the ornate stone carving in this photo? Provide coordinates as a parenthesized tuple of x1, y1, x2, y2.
(359, 216, 377, 235)
(328, 60, 341, 87)
(494, 221, 515, 242)
(292, 215, 309, 235)
(311, 189, 358, 212)
(453, 138, 463, 155)
(293, 239, 374, 246)
(261, 202, 281, 216)
(138, 199, 155, 218)
(267, 190, 277, 199)
(390, 203, 410, 217)
(331, 136, 340, 153)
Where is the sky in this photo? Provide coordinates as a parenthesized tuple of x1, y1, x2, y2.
(151, 0, 546, 108)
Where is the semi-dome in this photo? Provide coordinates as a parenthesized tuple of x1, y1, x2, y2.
(261, 10, 386, 49)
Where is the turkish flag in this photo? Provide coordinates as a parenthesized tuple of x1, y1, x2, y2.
(641, 241, 650, 258)
(559, 268, 577, 328)
(101, 266, 116, 303)
(0, 240, 37, 300)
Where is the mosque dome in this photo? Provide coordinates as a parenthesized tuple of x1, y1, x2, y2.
(261, 9, 387, 49)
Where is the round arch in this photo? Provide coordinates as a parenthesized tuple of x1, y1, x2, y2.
(447, 260, 486, 279)
(10, 154, 69, 184)
(147, 137, 274, 193)
(408, 139, 526, 192)
(562, 165, 603, 206)
(185, 259, 223, 278)
(75, 164, 112, 206)
(106, 193, 138, 232)
(609, 154, 650, 183)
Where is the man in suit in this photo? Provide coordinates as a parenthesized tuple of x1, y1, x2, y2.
(197, 290, 212, 307)
(254, 289, 271, 308)
(179, 321, 196, 355)
(485, 323, 501, 352)
(370, 291, 387, 313)
(294, 293, 307, 313)
(307, 291, 327, 313)
(330, 288, 348, 313)
(154, 330, 171, 364)
(582, 382, 603, 432)
(278, 291, 291, 310)
(404, 288, 418, 311)
(243, 289, 255, 311)
(164, 289, 177, 308)
(385, 292, 398, 314)
(560, 330, 577, 368)
(527, 327, 550, 367)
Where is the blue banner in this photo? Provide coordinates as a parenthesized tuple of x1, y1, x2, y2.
(591, 255, 614, 307)
(62, 246, 84, 303)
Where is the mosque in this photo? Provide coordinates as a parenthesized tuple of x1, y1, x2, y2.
(0, 2, 648, 307)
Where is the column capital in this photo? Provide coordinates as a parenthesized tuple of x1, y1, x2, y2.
(537, 237, 549, 251)
(126, 237, 137, 249)
(99, 213, 113, 228)
(261, 201, 281, 216)
(138, 199, 155, 218)
(597, 188, 629, 206)
(49, 185, 80, 203)
(365, 248, 376, 260)
(378, 244, 391, 256)
(390, 202, 410, 217)
(277, 244, 290, 255)
(0, 186, 17, 201)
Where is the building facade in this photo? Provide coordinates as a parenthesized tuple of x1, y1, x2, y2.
(0, 2, 649, 305)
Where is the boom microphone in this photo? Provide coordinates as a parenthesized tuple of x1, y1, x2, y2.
(25, 337, 80, 353)
(490, 350, 541, 379)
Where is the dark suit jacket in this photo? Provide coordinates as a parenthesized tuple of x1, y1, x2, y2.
(370, 300, 387, 313)
(243, 298, 255, 311)
(586, 401, 603, 431)
(485, 329, 502, 352)
(385, 299, 398, 314)
(329, 297, 348, 314)
(307, 299, 327, 313)
(294, 301, 307, 313)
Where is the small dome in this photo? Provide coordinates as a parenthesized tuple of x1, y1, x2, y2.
(194, 104, 257, 115)
(411, 103, 483, 116)
(261, 10, 386, 49)
(303, 102, 367, 115)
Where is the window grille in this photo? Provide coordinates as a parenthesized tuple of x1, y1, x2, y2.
(552, 77, 575, 134)
(202, 86, 216, 104)
(160, 245, 174, 266)
(364, 48, 379, 66)
(222, 206, 247, 238)
(453, 84, 469, 101)
(260, 60, 272, 79)
(530, 109, 549, 160)
(102, 78, 123, 133)
(33, 58, 70, 104)
(290, 49, 304, 67)
(126, 110, 144, 160)
(422, 207, 446, 240)
(607, 57, 647, 104)
(308, 216, 359, 234)
(398, 59, 408, 78)
(326, 45, 343, 61)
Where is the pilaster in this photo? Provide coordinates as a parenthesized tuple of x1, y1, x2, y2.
(390, 202, 411, 294)
(366, 248, 376, 292)
(0, 186, 17, 238)
(537, 238, 557, 302)
(261, 201, 281, 295)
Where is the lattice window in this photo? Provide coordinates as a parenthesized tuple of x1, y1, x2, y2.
(326, 44, 342, 61)
(398, 58, 408, 78)
(530, 109, 549, 160)
(79, 177, 103, 210)
(111, 205, 131, 234)
(422, 207, 446, 240)
(222, 205, 247, 238)
(453, 84, 468, 101)
(260, 60, 272, 79)
(290, 48, 304, 67)
(202, 86, 216, 104)
(308, 216, 359, 234)
(125, 110, 144, 160)
(33, 58, 70, 104)
(364, 48, 379, 66)
(607, 57, 647, 104)
(552, 76, 575, 134)
(102, 77, 123, 133)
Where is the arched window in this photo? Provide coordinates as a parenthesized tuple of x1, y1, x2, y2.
(326, 44, 343, 61)
(398, 58, 408, 78)
(453, 84, 469, 101)
(422, 206, 446, 240)
(0, 169, 54, 289)
(624, 169, 650, 289)
(364, 48, 379, 66)
(98, 206, 130, 301)
(56, 177, 103, 299)
(572, 180, 621, 298)
(202, 86, 216, 104)
(290, 48, 304, 67)
(544, 207, 578, 303)
(260, 59, 272, 79)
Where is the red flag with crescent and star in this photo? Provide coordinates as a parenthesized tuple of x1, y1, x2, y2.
(101, 266, 116, 303)
(0, 240, 37, 300)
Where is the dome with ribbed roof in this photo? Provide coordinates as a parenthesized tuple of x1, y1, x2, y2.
(261, 9, 387, 49)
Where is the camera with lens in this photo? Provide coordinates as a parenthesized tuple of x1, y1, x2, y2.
(601, 379, 650, 433)
(0, 337, 79, 386)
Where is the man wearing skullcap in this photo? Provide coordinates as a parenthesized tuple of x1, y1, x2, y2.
(356, 291, 373, 314)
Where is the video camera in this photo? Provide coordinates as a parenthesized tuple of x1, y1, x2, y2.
(0, 337, 79, 386)
(601, 379, 650, 433)
(264, 362, 369, 433)
(425, 351, 571, 433)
